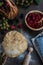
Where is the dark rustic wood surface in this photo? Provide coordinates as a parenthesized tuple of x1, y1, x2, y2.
(0, 0, 43, 65)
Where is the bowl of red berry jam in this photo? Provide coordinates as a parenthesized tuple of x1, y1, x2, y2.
(25, 10, 43, 31)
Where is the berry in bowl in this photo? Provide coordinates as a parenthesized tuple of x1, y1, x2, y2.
(25, 10, 43, 31)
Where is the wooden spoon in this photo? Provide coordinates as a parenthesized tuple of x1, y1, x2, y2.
(38, 18, 43, 23)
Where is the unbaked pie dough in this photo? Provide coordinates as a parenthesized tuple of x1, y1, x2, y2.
(2, 31, 27, 57)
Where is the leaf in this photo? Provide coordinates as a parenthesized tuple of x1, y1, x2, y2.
(34, 0, 40, 5)
(0, 2, 3, 6)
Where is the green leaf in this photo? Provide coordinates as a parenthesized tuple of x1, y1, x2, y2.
(0, 2, 3, 6)
(34, 0, 40, 5)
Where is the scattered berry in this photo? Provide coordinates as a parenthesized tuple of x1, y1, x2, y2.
(18, 23, 23, 29)
(10, 25, 15, 30)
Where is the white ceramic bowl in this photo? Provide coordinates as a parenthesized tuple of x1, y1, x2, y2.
(25, 10, 43, 31)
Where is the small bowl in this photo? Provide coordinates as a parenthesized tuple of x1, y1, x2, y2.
(25, 10, 43, 31)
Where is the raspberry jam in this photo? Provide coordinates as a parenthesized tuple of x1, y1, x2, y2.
(26, 12, 43, 29)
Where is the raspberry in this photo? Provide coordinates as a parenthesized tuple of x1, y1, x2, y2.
(26, 17, 30, 22)
(37, 23, 41, 28)
(10, 25, 15, 29)
(26, 12, 42, 29)
(18, 23, 23, 29)
(32, 16, 35, 20)
(6, 2, 9, 6)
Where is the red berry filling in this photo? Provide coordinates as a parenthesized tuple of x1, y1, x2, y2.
(26, 12, 43, 29)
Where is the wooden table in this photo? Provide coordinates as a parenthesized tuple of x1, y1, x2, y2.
(0, 0, 43, 65)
